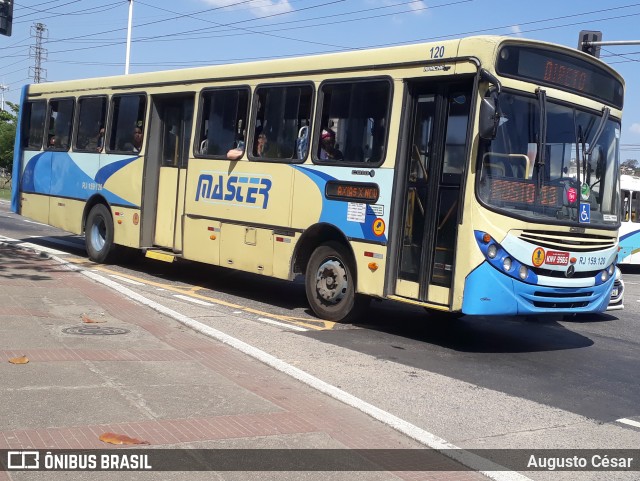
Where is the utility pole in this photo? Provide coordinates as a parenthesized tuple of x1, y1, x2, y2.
(125, 0, 133, 74)
(29, 23, 47, 83)
(0, 83, 8, 111)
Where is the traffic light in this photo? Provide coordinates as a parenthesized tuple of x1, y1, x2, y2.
(0, 0, 12, 37)
(578, 30, 602, 58)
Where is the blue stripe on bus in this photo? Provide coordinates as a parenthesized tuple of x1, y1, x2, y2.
(293, 165, 387, 243)
(95, 157, 137, 185)
(10, 85, 29, 214)
(462, 261, 613, 315)
(618, 228, 640, 262)
(21, 151, 136, 207)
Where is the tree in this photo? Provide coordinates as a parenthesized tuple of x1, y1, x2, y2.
(0, 101, 18, 175)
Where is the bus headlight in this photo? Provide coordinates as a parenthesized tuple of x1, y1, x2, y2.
(519, 265, 528, 280)
(600, 270, 609, 282)
(607, 264, 615, 276)
(474, 231, 538, 285)
(503, 257, 512, 271)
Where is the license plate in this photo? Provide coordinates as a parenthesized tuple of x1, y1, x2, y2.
(611, 288, 619, 297)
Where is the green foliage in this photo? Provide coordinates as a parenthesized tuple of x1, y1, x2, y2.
(0, 102, 18, 174)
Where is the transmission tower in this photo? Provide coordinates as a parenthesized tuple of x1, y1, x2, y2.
(29, 22, 47, 83)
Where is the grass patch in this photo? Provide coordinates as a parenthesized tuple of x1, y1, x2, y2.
(0, 177, 11, 201)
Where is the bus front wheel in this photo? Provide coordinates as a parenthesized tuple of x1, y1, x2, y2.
(85, 204, 116, 263)
(305, 242, 369, 322)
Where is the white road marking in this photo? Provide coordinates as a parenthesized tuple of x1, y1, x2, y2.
(0, 235, 68, 255)
(257, 317, 307, 332)
(109, 274, 145, 286)
(617, 418, 640, 428)
(22, 219, 49, 226)
(174, 294, 215, 306)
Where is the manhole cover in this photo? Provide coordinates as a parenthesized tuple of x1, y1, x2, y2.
(62, 326, 130, 336)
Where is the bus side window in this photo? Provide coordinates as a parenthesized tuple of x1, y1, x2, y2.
(46, 98, 74, 151)
(250, 84, 313, 161)
(633, 192, 639, 223)
(21, 100, 47, 150)
(197, 88, 249, 159)
(108, 94, 147, 153)
(622, 191, 630, 222)
(74, 96, 107, 152)
(315, 79, 391, 165)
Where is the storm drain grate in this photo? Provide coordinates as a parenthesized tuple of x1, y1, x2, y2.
(62, 326, 130, 336)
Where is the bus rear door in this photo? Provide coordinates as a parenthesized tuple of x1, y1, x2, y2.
(144, 94, 194, 253)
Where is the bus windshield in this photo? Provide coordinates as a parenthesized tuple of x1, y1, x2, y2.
(477, 91, 620, 228)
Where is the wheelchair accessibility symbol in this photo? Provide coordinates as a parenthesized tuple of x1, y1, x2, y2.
(579, 203, 590, 224)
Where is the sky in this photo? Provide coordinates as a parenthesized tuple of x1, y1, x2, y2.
(2, 0, 640, 159)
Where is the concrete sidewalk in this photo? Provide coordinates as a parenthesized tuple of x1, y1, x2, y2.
(0, 244, 488, 481)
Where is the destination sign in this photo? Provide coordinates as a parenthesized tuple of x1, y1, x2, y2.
(496, 45, 623, 109)
(325, 181, 380, 204)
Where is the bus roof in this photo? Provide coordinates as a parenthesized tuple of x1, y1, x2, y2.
(25, 35, 624, 95)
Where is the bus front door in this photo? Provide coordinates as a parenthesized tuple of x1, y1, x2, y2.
(148, 95, 194, 252)
(394, 82, 471, 308)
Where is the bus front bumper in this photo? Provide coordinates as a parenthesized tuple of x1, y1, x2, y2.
(461, 261, 614, 316)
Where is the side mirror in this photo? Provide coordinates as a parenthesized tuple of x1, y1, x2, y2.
(479, 94, 500, 140)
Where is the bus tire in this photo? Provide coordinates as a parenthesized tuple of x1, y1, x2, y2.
(305, 241, 369, 322)
(85, 204, 116, 263)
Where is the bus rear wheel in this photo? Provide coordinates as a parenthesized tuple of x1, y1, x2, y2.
(85, 204, 116, 263)
(305, 241, 369, 322)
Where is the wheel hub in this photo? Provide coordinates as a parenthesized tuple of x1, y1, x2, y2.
(315, 259, 348, 304)
(90, 219, 106, 251)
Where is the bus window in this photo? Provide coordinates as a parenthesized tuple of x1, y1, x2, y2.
(315, 79, 391, 165)
(251, 84, 313, 161)
(46, 99, 74, 151)
(74, 96, 107, 152)
(442, 92, 471, 185)
(197, 88, 249, 158)
(622, 190, 630, 222)
(633, 192, 639, 223)
(21, 100, 46, 150)
(108, 94, 147, 153)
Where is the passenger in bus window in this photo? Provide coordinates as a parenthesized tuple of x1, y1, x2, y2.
(254, 133, 268, 157)
(124, 126, 143, 152)
(96, 127, 105, 152)
(227, 140, 245, 160)
(47, 136, 57, 149)
(132, 126, 143, 152)
(319, 129, 343, 160)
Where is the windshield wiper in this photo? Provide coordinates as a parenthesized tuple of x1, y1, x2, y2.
(584, 107, 610, 186)
(535, 88, 548, 202)
(576, 107, 610, 190)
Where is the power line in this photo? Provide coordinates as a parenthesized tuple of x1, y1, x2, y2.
(14, 0, 82, 21)
(6, 0, 640, 81)
(44, 1, 640, 57)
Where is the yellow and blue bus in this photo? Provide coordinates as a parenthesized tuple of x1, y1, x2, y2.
(11, 35, 624, 321)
